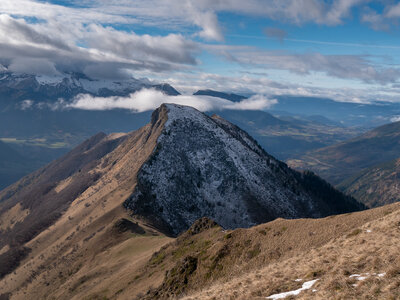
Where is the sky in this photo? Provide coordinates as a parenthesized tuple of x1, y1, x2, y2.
(0, 0, 400, 104)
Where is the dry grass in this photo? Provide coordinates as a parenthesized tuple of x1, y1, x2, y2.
(0, 106, 172, 299)
(179, 203, 400, 300)
(0, 203, 29, 231)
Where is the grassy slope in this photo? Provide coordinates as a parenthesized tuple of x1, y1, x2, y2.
(144, 202, 400, 300)
(0, 107, 170, 299)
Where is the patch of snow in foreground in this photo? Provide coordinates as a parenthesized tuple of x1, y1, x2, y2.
(349, 274, 369, 281)
(266, 279, 318, 299)
(350, 272, 386, 286)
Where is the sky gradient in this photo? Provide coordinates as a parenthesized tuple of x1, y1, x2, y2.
(0, 0, 400, 103)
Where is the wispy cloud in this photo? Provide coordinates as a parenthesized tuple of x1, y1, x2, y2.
(209, 45, 400, 84)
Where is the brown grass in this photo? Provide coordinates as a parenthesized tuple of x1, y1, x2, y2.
(178, 202, 400, 300)
(0, 105, 172, 299)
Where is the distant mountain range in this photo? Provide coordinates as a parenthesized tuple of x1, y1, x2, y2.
(270, 96, 400, 128)
(193, 89, 247, 102)
(211, 109, 362, 160)
(193, 90, 400, 128)
(0, 72, 179, 107)
(288, 121, 400, 184)
(0, 83, 365, 190)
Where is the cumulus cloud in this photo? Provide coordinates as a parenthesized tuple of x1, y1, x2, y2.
(0, 13, 199, 78)
(67, 88, 277, 112)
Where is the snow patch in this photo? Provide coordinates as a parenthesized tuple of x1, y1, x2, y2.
(266, 279, 318, 299)
(349, 272, 385, 282)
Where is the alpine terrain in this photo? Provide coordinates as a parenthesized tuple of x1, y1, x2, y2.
(0, 104, 364, 299)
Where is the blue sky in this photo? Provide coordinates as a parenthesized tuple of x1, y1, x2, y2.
(0, 0, 400, 103)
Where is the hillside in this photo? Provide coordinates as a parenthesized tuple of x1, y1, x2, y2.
(288, 120, 400, 186)
(173, 202, 400, 300)
(338, 158, 400, 208)
(0, 104, 364, 299)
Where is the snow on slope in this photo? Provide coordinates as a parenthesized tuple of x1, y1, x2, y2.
(125, 104, 325, 235)
(0, 72, 168, 97)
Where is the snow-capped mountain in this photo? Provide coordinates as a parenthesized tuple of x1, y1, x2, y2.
(0, 72, 179, 105)
(124, 104, 364, 235)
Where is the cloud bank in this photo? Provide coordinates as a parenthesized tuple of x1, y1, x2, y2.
(67, 89, 277, 112)
(0, 13, 198, 78)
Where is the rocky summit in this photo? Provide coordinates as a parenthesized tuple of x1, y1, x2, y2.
(124, 104, 364, 235)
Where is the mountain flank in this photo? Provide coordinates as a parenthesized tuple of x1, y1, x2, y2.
(338, 157, 400, 207)
(287, 120, 400, 207)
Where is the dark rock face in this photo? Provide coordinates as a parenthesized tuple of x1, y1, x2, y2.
(113, 218, 146, 235)
(125, 104, 365, 236)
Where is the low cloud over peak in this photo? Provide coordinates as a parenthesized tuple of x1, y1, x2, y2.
(66, 89, 277, 113)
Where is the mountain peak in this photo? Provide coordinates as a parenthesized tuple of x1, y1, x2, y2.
(125, 104, 364, 236)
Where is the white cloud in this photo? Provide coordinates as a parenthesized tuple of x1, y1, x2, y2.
(0, 13, 199, 77)
(67, 88, 277, 112)
(0, 0, 369, 44)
